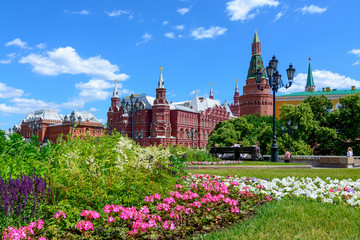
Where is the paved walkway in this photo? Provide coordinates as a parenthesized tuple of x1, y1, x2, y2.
(185, 165, 313, 170)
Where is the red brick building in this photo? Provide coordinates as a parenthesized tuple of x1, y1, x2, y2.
(20, 109, 103, 143)
(107, 68, 233, 147)
(230, 29, 272, 116)
(107, 30, 274, 147)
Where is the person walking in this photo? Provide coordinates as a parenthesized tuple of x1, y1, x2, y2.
(347, 147, 354, 157)
(285, 148, 291, 159)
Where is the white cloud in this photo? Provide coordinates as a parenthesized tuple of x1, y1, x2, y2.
(177, 8, 190, 15)
(226, 0, 279, 21)
(279, 70, 360, 94)
(300, 5, 327, 14)
(162, 21, 170, 25)
(349, 49, 360, 56)
(9, 98, 59, 109)
(273, 11, 285, 22)
(0, 82, 24, 98)
(90, 107, 98, 112)
(105, 10, 133, 19)
(64, 10, 90, 15)
(76, 79, 114, 90)
(164, 32, 175, 39)
(5, 38, 29, 49)
(0, 104, 21, 114)
(348, 49, 360, 65)
(36, 43, 47, 49)
(176, 25, 185, 30)
(191, 26, 227, 40)
(19, 46, 129, 81)
(136, 32, 152, 46)
(0, 53, 16, 64)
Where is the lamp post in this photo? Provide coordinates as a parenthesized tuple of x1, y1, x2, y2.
(32, 120, 39, 137)
(281, 119, 298, 152)
(121, 94, 143, 139)
(69, 112, 82, 135)
(187, 128, 198, 148)
(255, 55, 295, 162)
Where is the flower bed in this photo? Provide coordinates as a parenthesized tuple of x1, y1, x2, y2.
(3, 174, 359, 239)
(182, 174, 360, 206)
(185, 161, 244, 165)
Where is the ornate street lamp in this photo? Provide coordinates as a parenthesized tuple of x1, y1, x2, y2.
(121, 94, 144, 139)
(187, 127, 198, 148)
(255, 55, 295, 162)
(281, 119, 298, 152)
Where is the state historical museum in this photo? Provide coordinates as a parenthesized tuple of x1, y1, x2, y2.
(107, 30, 273, 147)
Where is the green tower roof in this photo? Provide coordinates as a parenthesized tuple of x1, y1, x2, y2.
(306, 57, 315, 87)
(253, 29, 260, 43)
(247, 54, 266, 79)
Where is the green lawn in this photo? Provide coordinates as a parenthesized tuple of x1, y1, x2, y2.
(198, 198, 360, 240)
(188, 168, 360, 240)
(187, 168, 360, 180)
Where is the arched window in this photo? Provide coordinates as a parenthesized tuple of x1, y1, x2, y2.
(152, 129, 156, 138)
(166, 129, 170, 138)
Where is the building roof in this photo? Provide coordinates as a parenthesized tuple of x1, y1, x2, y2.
(253, 29, 260, 43)
(278, 89, 360, 98)
(306, 58, 315, 88)
(65, 110, 102, 124)
(23, 109, 62, 122)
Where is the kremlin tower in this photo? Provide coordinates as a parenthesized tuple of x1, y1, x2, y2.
(230, 29, 273, 116)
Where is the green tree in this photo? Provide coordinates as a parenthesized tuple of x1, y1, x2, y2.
(327, 93, 360, 154)
(303, 95, 333, 124)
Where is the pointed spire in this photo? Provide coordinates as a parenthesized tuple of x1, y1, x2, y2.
(209, 83, 214, 99)
(112, 79, 119, 97)
(158, 66, 165, 88)
(305, 57, 316, 92)
(235, 78, 239, 93)
(253, 28, 260, 43)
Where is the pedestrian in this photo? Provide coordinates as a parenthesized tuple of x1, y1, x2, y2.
(285, 148, 291, 159)
(347, 147, 353, 157)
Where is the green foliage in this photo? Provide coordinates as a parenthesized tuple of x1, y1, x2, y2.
(303, 95, 333, 124)
(328, 92, 360, 154)
(0, 131, 185, 226)
(50, 132, 178, 212)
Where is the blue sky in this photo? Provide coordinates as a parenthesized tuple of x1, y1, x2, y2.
(1, 0, 360, 130)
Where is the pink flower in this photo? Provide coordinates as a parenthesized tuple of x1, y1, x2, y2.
(163, 220, 175, 230)
(266, 196, 272, 202)
(76, 220, 94, 232)
(103, 204, 115, 214)
(81, 210, 100, 220)
(163, 197, 176, 205)
(108, 216, 114, 223)
(174, 184, 183, 189)
(53, 210, 66, 219)
(39, 238, 48, 240)
(128, 229, 138, 237)
(344, 187, 349, 191)
(329, 189, 335, 192)
(231, 206, 240, 213)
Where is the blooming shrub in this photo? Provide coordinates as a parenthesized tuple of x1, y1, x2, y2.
(3, 174, 360, 239)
